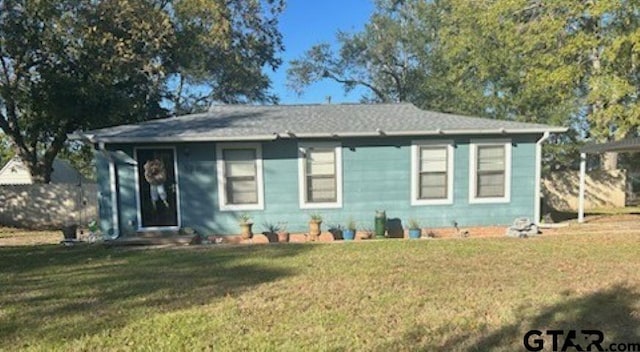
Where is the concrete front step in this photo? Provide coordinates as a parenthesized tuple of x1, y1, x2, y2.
(105, 235, 195, 246)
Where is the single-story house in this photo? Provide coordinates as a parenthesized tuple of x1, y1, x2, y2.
(72, 103, 566, 238)
(0, 156, 85, 185)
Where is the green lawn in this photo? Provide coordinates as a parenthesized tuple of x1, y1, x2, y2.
(2, 228, 640, 351)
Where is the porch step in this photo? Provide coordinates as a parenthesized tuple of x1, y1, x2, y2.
(105, 235, 194, 246)
(136, 230, 181, 238)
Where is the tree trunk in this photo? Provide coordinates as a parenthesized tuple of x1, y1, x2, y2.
(23, 157, 53, 184)
(601, 152, 618, 170)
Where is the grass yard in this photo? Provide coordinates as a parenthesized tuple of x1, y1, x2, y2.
(2, 218, 640, 351)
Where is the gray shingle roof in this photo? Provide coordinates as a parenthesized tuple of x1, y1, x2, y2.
(78, 103, 566, 143)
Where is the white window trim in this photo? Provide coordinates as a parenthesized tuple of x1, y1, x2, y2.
(411, 140, 454, 206)
(469, 139, 512, 204)
(216, 142, 264, 211)
(133, 146, 181, 231)
(298, 142, 343, 209)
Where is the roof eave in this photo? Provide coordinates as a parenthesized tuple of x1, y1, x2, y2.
(82, 127, 567, 144)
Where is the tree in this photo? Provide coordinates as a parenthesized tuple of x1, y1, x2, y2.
(157, 0, 284, 114)
(436, 0, 640, 169)
(290, 0, 640, 171)
(0, 0, 174, 183)
(0, 133, 13, 166)
(0, 0, 285, 183)
(287, 0, 439, 103)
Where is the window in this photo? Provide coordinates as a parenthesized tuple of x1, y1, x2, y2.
(411, 141, 454, 205)
(298, 142, 342, 209)
(469, 140, 511, 203)
(216, 143, 264, 211)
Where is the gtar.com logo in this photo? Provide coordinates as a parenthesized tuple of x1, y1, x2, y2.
(523, 330, 604, 351)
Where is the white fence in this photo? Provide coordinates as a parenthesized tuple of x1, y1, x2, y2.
(0, 183, 97, 229)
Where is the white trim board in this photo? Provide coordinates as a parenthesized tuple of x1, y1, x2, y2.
(410, 140, 454, 206)
(468, 139, 512, 204)
(298, 142, 343, 209)
(215, 142, 265, 211)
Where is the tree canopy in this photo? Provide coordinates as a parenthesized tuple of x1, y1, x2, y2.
(0, 0, 284, 182)
(288, 0, 640, 168)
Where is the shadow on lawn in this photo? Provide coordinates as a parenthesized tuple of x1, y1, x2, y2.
(0, 243, 311, 345)
(379, 284, 640, 351)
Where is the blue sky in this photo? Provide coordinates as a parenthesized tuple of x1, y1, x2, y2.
(269, 0, 374, 104)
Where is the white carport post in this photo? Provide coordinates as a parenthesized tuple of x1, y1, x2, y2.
(578, 152, 586, 223)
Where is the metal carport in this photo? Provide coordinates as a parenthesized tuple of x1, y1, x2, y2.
(578, 137, 640, 222)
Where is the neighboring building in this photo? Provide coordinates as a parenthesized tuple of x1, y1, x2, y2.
(74, 103, 565, 238)
(0, 156, 84, 185)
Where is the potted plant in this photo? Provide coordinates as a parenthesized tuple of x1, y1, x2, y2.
(343, 218, 356, 241)
(308, 213, 322, 241)
(239, 213, 253, 239)
(61, 224, 78, 241)
(358, 227, 373, 240)
(408, 218, 421, 239)
(276, 222, 290, 243)
(328, 224, 344, 240)
(262, 222, 279, 242)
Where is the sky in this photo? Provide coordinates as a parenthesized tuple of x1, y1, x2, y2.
(268, 0, 374, 104)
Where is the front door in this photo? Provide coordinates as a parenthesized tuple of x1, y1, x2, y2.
(135, 147, 179, 229)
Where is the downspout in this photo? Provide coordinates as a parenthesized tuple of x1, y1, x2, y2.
(534, 132, 550, 224)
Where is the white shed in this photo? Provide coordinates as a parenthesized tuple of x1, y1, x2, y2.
(0, 156, 84, 184)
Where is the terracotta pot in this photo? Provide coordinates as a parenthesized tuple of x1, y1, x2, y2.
(277, 231, 290, 243)
(240, 222, 253, 239)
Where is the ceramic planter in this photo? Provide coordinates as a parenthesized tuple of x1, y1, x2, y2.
(343, 229, 355, 241)
(240, 222, 253, 239)
(308, 220, 322, 241)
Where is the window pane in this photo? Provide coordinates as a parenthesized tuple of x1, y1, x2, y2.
(420, 147, 447, 172)
(477, 172, 505, 197)
(227, 179, 257, 204)
(226, 161, 254, 177)
(224, 149, 256, 161)
(307, 149, 335, 175)
(420, 172, 447, 199)
(307, 176, 336, 202)
(224, 149, 256, 177)
(477, 146, 505, 172)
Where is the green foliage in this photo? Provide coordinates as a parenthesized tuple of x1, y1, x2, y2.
(408, 218, 420, 230)
(309, 213, 323, 222)
(290, 0, 640, 163)
(159, 0, 284, 113)
(288, 0, 437, 103)
(346, 217, 357, 231)
(58, 142, 96, 181)
(0, 133, 13, 166)
(0, 0, 174, 182)
(0, 0, 284, 183)
(238, 213, 252, 225)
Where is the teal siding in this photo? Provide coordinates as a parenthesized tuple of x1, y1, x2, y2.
(101, 134, 541, 237)
(94, 150, 113, 235)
